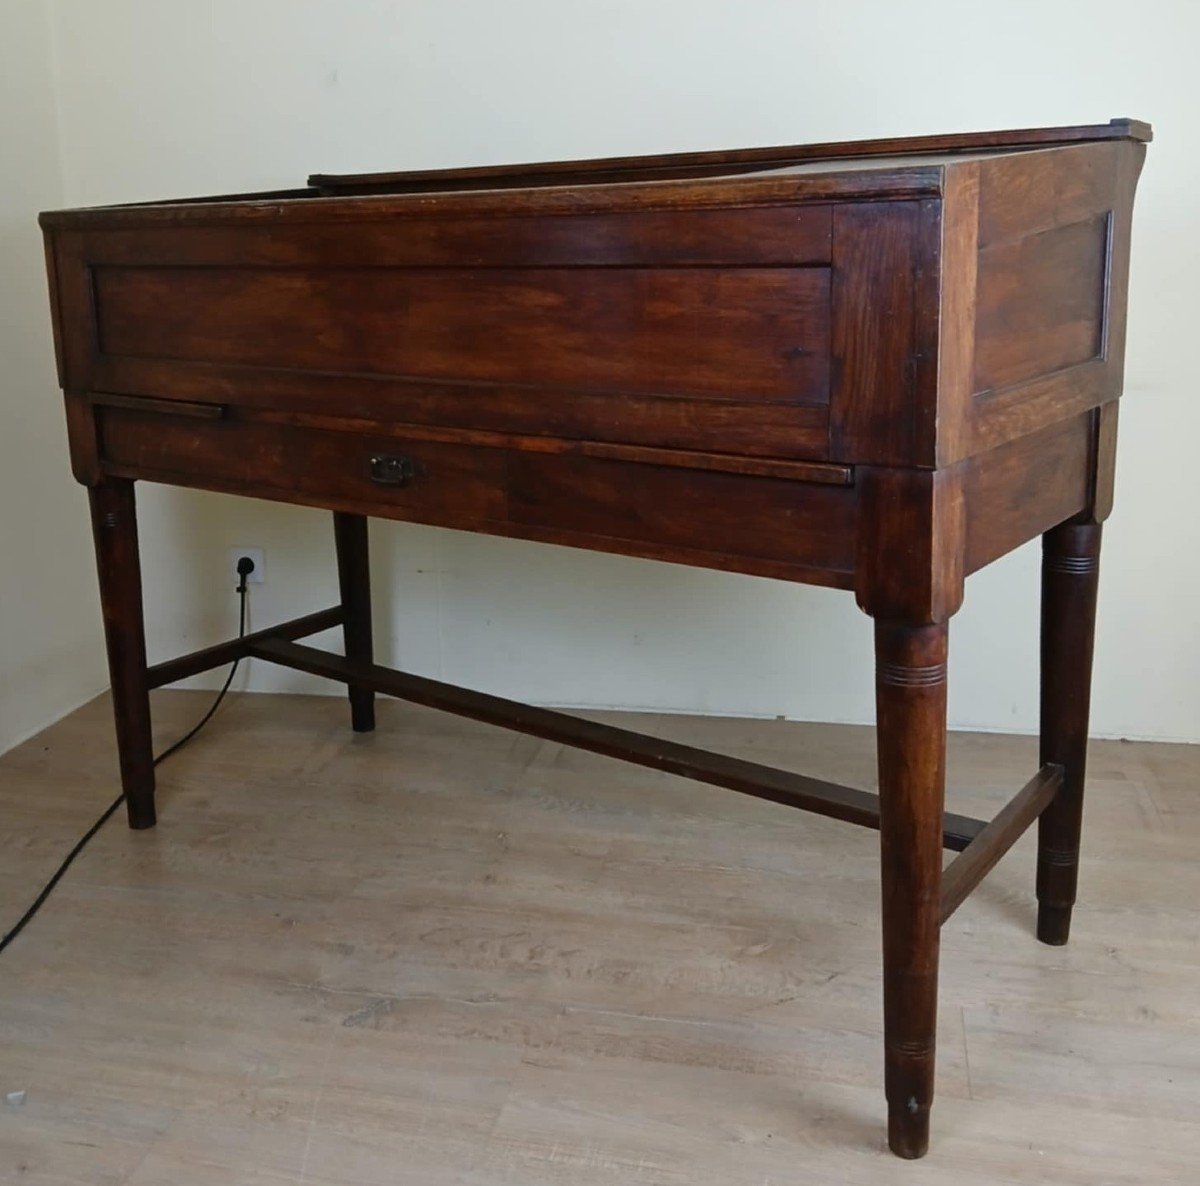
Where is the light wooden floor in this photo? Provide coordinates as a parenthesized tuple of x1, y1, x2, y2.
(1, 689, 1197, 1184)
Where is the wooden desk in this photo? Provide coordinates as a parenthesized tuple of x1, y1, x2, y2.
(39, 119, 1150, 1159)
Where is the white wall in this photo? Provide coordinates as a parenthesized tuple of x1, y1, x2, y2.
(4, 0, 1198, 751)
(0, 0, 110, 755)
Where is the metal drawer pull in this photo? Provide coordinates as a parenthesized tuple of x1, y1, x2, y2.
(369, 454, 415, 486)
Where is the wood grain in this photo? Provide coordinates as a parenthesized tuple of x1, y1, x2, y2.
(96, 408, 859, 584)
(1037, 522, 1103, 945)
(940, 764, 1062, 923)
(507, 452, 857, 578)
(309, 119, 1150, 195)
(87, 354, 834, 461)
(875, 622, 949, 1157)
(92, 264, 832, 405)
(829, 201, 939, 466)
(86, 479, 155, 829)
(963, 412, 1092, 574)
(973, 216, 1108, 394)
(74, 206, 835, 269)
(332, 512, 376, 733)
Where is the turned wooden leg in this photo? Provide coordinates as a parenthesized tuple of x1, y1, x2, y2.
(1037, 520, 1102, 945)
(875, 620, 949, 1159)
(333, 511, 376, 732)
(88, 479, 156, 829)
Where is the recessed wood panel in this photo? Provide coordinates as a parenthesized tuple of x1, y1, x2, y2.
(92, 264, 830, 404)
(964, 412, 1091, 573)
(973, 216, 1108, 394)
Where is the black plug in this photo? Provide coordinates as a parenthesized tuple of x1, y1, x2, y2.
(235, 554, 256, 594)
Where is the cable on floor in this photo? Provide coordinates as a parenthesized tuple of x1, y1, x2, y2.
(0, 575, 250, 956)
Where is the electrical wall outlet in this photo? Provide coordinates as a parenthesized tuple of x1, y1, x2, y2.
(228, 546, 265, 585)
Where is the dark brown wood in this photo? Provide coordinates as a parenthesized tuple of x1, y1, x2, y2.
(972, 215, 1108, 393)
(931, 163, 980, 465)
(962, 139, 1146, 459)
(38, 120, 1150, 1160)
(1037, 521, 1103, 945)
(248, 636, 985, 851)
(977, 140, 1126, 247)
(95, 406, 859, 587)
(38, 169, 945, 234)
(940, 764, 1063, 924)
(963, 412, 1092, 573)
(92, 263, 831, 406)
(87, 479, 155, 828)
(72, 206, 835, 269)
(1090, 401, 1120, 523)
(146, 605, 345, 690)
(856, 465, 965, 625)
(87, 354, 833, 462)
(567, 442, 850, 484)
(308, 118, 1149, 195)
(506, 451, 856, 580)
(89, 391, 228, 420)
(240, 412, 853, 484)
(332, 513, 375, 732)
(829, 200, 940, 466)
(874, 620, 949, 1159)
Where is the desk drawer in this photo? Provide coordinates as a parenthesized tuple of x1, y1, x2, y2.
(95, 400, 857, 586)
(97, 405, 509, 524)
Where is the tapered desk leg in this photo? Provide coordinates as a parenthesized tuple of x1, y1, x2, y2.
(88, 479, 156, 829)
(1037, 521, 1102, 945)
(333, 511, 375, 732)
(875, 620, 949, 1159)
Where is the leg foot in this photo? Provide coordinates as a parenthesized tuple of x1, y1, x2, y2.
(888, 1103, 931, 1160)
(1036, 902, 1073, 946)
(88, 479, 156, 829)
(1037, 521, 1101, 946)
(333, 511, 375, 732)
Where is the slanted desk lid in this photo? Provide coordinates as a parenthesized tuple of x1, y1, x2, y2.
(308, 118, 1153, 197)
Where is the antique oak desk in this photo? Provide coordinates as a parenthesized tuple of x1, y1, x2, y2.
(39, 120, 1149, 1158)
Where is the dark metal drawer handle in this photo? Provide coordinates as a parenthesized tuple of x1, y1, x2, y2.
(369, 454, 415, 487)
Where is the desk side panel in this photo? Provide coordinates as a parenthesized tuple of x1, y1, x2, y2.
(42, 228, 102, 484)
(939, 140, 1146, 463)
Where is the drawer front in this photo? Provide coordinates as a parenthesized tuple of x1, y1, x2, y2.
(507, 451, 856, 579)
(99, 407, 509, 525)
(96, 404, 857, 586)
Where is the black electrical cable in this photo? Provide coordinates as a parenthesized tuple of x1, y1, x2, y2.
(0, 571, 251, 957)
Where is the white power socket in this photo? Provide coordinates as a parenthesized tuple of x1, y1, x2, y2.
(228, 546, 265, 586)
